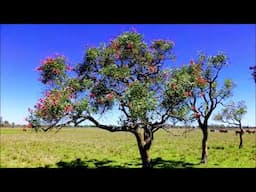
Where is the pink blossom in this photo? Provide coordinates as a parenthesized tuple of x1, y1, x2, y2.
(106, 93, 114, 100)
(199, 92, 205, 97)
(66, 65, 73, 71)
(53, 69, 61, 75)
(45, 91, 51, 97)
(69, 94, 76, 99)
(127, 43, 133, 49)
(90, 93, 96, 98)
(190, 60, 195, 65)
(162, 72, 168, 78)
(64, 105, 73, 112)
(149, 65, 157, 73)
(194, 113, 201, 118)
(114, 53, 120, 59)
(36, 103, 44, 109)
(35, 66, 42, 71)
(39, 98, 44, 103)
(52, 98, 59, 105)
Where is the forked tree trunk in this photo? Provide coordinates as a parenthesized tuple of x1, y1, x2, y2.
(200, 126, 208, 164)
(238, 124, 243, 149)
(134, 131, 152, 168)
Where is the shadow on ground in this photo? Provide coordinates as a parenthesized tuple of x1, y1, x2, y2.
(51, 157, 198, 168)
(55, 158, 119, 168)
(151, 157, 199, 168)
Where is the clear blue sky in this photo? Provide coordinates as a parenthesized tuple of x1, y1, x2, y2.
(1, 24, 255, 126)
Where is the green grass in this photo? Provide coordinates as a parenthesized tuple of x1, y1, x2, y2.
(0, 128, 255, 168)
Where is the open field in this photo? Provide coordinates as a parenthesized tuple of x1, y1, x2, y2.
(0, 128, 255, 168)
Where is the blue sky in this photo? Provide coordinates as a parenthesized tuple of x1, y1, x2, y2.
(1, 24, 255, 126)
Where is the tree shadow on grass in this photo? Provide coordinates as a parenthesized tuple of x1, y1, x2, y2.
(50, 157, 199, 168)
(210, 146, 225, 150)
(55, 158, 121, 168)
(151, 157, 200, 168)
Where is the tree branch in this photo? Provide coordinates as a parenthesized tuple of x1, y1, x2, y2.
(80, 115, 134, 133)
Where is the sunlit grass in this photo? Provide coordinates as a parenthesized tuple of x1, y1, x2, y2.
(0, 128, 255, 168)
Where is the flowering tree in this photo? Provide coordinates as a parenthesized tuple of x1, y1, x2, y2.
(214, 101, 247, 148)
(170, 53, 235, 163)
(27, 31, 193, 168)
(25, 55, 75, 131)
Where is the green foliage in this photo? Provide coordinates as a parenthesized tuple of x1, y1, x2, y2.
(100, 64, 131, 79)
(37, 55, 71, 86)
(214, 101, 247, 125)
(124, 82, 157, 120)
(87, 48, 99, 60)
(167, 52, 235, 124)
(28, 30, 182, 128)
(74, 98, 89, 113)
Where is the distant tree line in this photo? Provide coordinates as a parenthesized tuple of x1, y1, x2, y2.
(0, 119, 15, 127)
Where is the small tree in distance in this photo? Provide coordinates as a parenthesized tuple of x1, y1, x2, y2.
(214, 101, 247, 148)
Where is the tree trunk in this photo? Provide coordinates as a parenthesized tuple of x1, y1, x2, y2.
(200, 126, 208, 164)
(239, 124, 243, 149)
(134, 131, 152, 168)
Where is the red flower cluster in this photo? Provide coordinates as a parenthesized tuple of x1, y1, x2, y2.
(36, 66, 42, 71)
(53, 69, 61, 75)
(90, 93, 96, 98)
(170, 83, 176, 89)
(149, 65, 157, 73)
(64, 105, 73, 113)
(194, 113, 201, 118)
(35, 55, 70, 82)
(127, 43, 133, 49)
(40, 57, 55, 66)
(66, 65, 73, 71)
(199, 92, 205, 97)
(198, 77, 207, 86)
(106, 93, 114, 100)
(96, 98, 104, 104)
(115, 53, 120, 59)
(184, 91, 192, 97)
(111, 41, 120, 50)
(190, 60, 195, 65)
(34, 90, 74, 119)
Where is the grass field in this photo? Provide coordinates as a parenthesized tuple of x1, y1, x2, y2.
(0, 128, 255, 168)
